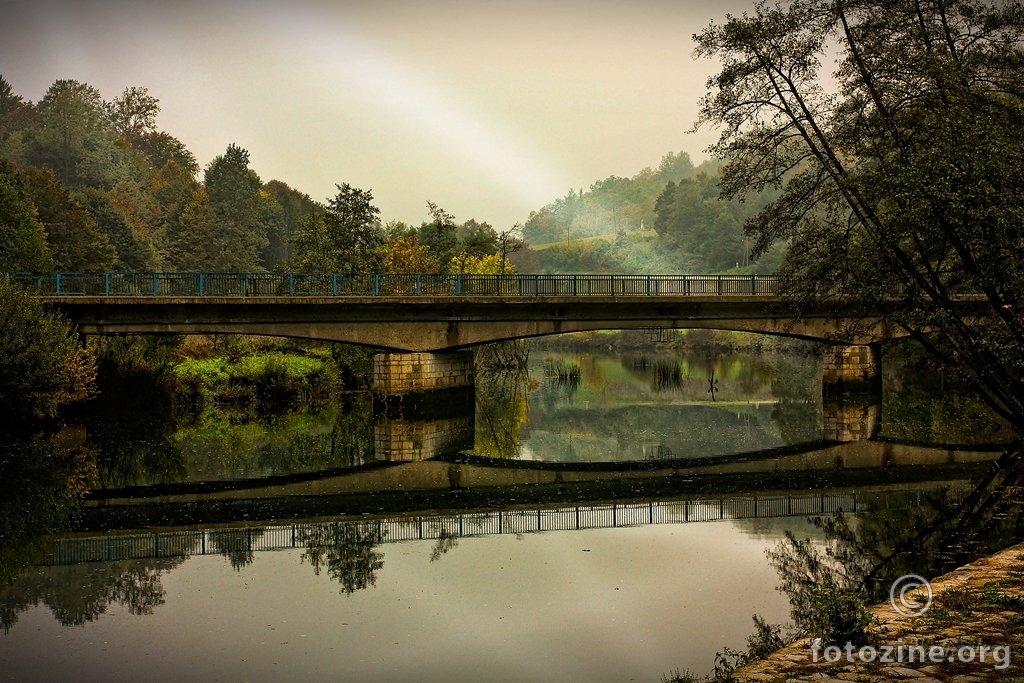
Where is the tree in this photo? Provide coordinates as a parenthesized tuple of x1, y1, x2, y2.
(290, 183, 383, 275)
(694, 0, 1024, 434)
(106, 86, 160, 143)
(20, 167, 116, 271)
(76, 188, 156, 270)
(30, 79, 127, 189)
(261, 180, 319, 269)
(418, 201, 458, 269)
(0, 279, 96, 423)
(0, 159, 52, 272)
(496, 224, 526, 274)
(168, 187, 227, 270)
(186, 144, 267, 271)
(134, 131, 198, 176)
(0, 76, 35, 163)
(456, 219, 499, 259)
(380, 235, 440, 274)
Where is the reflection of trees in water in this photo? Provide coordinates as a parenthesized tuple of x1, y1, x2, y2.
(429, 529, 459, 562)
(0, 436, 97, 593)
(769, 451, 1024, 630)
(85, 386, 377, 488)
(882, 379, 1010, 444)
(208, 528, 266, 571)
(474, 371, 531, 459)
(652, 360, 685, 392)
(0, 557, 186, 634)
(298, 523, 385, 595)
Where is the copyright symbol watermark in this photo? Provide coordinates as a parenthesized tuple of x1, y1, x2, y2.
(890, 574, 933, 617)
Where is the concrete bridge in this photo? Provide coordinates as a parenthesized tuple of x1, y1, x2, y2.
(16, 271, 899, 350)
(15, 271, 974, 395)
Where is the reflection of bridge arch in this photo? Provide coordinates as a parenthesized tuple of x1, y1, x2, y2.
(77, 440, 1001, 529)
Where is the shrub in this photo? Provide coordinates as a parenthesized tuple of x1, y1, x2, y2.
(809, 579, 875, 647)
(0, 279, 95, 425)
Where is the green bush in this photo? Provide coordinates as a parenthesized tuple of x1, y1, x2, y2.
(167, 351, 342, 410)
(809, 580, 875, 647)
(0, 279, 94, 425)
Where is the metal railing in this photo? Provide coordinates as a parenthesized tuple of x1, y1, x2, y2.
(41, 489, 929, 566)
(6, 272, 781, 297)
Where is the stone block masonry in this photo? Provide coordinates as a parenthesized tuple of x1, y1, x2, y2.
(822, 344, 881, 393)
(372, 351, 475, 395)
(374, 416, 475, 462)
(823, 401, 880, 442)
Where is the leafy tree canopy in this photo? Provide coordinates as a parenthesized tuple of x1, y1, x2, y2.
(0, 279, 95, 423)
(0, 159, 52, 272)
(290, 183, 383, 276)
(694, 0, 1024, 432)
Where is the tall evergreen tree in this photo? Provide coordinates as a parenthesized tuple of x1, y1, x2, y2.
(191, 143, 267, 271)
(20, 167, 115, 271)
(0, 160, 52, 272)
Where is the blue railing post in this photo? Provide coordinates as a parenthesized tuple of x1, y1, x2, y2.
(104, 273, 110, 296)
(373, 274, 380, 296)
(416, 274, 422, 296)
(152, 273, 158, 296)
(646, 275, 651, 296)
(243, 273, 250, 296)
(288, 273, 295, 296)
(198, 273, 205, 296)
(332, 274, 338, 296)
(456, 273, 462, 295)
(56, 273, 62, 295)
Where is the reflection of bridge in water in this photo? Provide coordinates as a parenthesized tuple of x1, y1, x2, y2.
(49, 488, 937, 567)
(86, 438, 1001, 507)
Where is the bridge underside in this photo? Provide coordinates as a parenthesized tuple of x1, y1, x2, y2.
(52, 296, 899, 351)
(74, 319, 884, 351)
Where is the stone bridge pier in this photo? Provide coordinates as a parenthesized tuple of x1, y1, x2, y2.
(823, 400, 881, 442)
(822, 344, 882, 394)
(373, 351, 475, 395)
(372, 351, 477, 461)
(821, 344, 882, 442)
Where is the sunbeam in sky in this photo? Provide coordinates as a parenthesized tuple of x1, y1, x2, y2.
(286, 12, 574, 223)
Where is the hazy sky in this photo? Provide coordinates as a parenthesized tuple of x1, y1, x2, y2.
(1, 0, 753, 229)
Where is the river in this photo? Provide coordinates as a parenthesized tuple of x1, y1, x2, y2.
(0, 342, 1019, 683)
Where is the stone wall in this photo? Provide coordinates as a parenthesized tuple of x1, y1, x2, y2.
(372, 351, 474, 395)
(374, 416, 475, 461)
(822, 344, 881, 390)
(822, 401, 880, 442)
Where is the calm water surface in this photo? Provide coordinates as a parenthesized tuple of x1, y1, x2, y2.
(0, 347, 1016, 683)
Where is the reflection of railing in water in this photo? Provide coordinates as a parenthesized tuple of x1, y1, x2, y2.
(45, 489, 929, 566)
